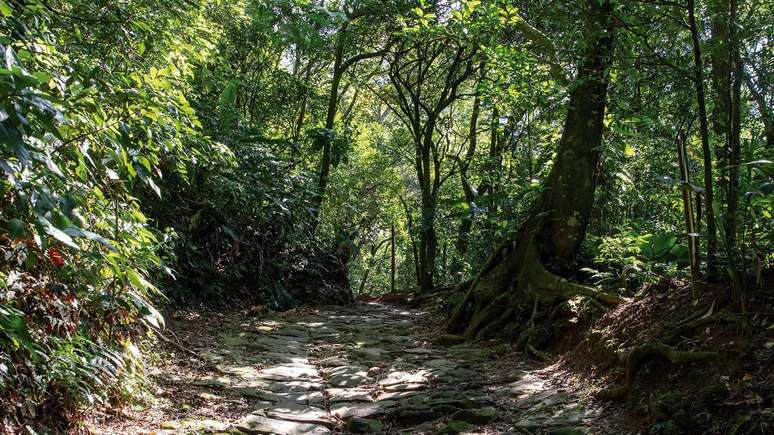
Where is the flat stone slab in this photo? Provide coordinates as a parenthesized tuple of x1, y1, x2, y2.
(257, 390, 325, 405)
(382, 382, 427, 392)
(274, 325, 310, 339)
(379, 371, 428, 387)
(145, 304, 607, 435)
(377, 390, 421, 401)
(259, 364, 321, 381)
(237, 414, 330, 434)
(264, 405, 335, 427)
(235, 379, 322, 395)
(354, 347, 388, 360)
(330, 401, 396, 420)
(325, 367, 372, 387)
(326, 388, 374, 403)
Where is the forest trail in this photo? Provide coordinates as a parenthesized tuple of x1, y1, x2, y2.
(90, 303, 617, 434)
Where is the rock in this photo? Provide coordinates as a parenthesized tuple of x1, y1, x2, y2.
(424, 391, 491, 409)
(507, 373, 549, 398)
(327, 373, 371, 388)
(379, 372, 428, 387)
(377, 390, 420, 401)
(440, 420, 473, 434)
(274, 325, 310, 338)
(221, 332, 254, 347)
(265, 404, 335, 427)
(192, 376, 232, 388)
(330, 401, 396, 419)
(219, 364, 262, 378)
(317, 356, 348, 367)
(452, 407, 497, 424)
(326, 388, 374, 403)
(258, 390, 325, 405)
(355, 347, 388, 361)
(346, 417, 383, 433)
(237, 414, 330, 434)
(258, 363, 320, 381)
(390, 404, 441, 424)
(382, 382, 426, 392)
(444, 367, 476, 380)
(233, 379, 322, 398)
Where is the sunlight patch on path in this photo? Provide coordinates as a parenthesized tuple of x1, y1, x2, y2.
(112, 303, 608, 434)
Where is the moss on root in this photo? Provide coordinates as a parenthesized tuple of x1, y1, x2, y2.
(448, 236, 624, 343)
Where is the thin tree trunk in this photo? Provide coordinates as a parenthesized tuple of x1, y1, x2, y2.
(727, 0, 744, 300)
(391, 224, 396, 293)
(312, 33, 345, 228)
(688, 0, 718, 279)
(487, 107, 500, 215)
(293, 59, 315, 141)
(744, 73, 774, 149)
(417, 194, 437, 292)
(455, 93, 482, 259)
(677, 130, 701, 297)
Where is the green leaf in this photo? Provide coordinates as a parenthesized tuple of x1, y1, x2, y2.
(0, 1, 12, 17)
(127, 269, 149, 292)
(63, 226, 116, 250)
(7, 218, 26, 238)
(37, 217, 79, 250)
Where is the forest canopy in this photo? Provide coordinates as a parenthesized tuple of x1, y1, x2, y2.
(0, 0, 771, 432)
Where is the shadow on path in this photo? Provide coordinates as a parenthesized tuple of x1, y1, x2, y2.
(91, 303, 611, 434)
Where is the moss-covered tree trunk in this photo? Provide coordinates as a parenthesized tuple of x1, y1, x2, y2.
(447, 0, 619, 340)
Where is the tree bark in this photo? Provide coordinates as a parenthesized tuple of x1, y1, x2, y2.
(447, 0, 618, 340)
(688, 0, 718, 279)
(311, 19, 389, 231)
(312, 31, 345, 227)
(744, 73, 774, 149)
(677, 130, 701, 297)
(391, 224, 396, 293)
(726, 0, 743, 298)
(708, 0, 743, 290)
(455, 93, 482, 260)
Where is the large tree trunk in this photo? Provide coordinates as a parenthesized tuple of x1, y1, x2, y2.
(447, 0, 619, 340)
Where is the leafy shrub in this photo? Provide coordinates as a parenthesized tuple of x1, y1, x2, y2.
(584, 230, 687, 293)
(0, 0, 207, 429)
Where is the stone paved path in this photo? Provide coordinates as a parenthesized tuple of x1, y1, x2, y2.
(130, 303, 611, 434)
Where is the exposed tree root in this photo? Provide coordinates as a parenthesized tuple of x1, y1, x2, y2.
(518, 242, 624, 305)
(664, 311, 749, 340)
(598, 342, 718, 400)
(447, 236, 624, 340)
(527, 343, 551, 361)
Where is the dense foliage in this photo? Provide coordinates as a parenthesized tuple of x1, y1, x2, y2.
(0, 0, 771, 431)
